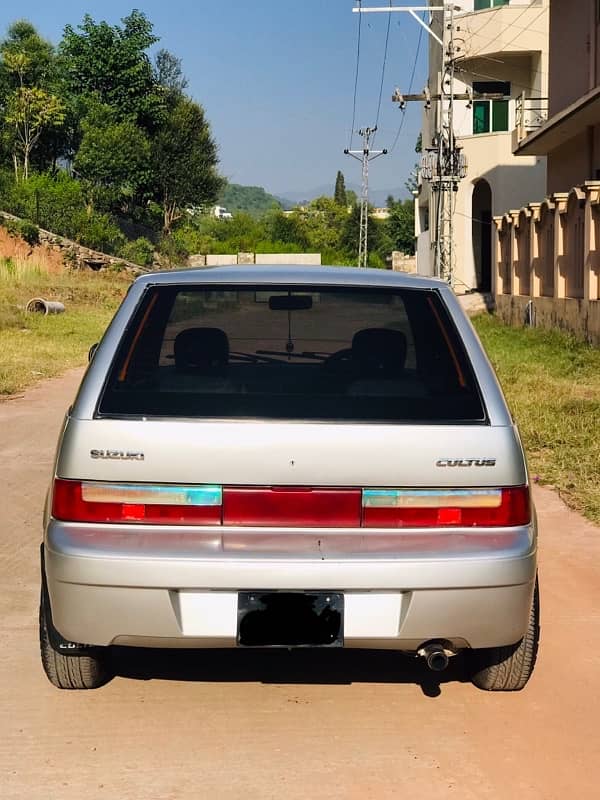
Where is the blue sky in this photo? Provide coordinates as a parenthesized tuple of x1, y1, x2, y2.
(0, 1, 427, 197)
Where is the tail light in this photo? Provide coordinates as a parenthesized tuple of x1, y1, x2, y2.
(223, 487, 362, 527)
(52, 479, 222, 525)
(362, 487, 530, 528)
(52, 480, 530, 528)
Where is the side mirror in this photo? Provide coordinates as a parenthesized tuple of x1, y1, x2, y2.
(88, 343, 99, 362)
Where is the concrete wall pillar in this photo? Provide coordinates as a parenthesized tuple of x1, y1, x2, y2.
(584, 182, 600, 301)
(553, 193, 569, 299)
(510, 211, 520, 296)
(492, 216, 503, 295)
(529, 203, 542, 298)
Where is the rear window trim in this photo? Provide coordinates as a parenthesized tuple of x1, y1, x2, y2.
(94, 282, 489, 426)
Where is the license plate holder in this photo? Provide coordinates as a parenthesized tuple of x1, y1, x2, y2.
(237, 591, 344, 648)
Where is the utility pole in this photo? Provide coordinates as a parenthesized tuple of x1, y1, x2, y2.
(434, 2, 462, 282)
(344, 126, 387, 268)
(354, 4, 468, 284)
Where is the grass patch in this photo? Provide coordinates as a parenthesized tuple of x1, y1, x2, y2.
(473, 314, 600, 524)
(0, 258, 131, 395)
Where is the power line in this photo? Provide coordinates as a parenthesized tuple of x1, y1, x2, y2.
(454, 61, 548, 100)
(345, 127, 387, 268)
(372, 0, 393, 145)
(389, 10, 425, 154)
(349, 0, 363, 150)
(460, 6, 548, 62)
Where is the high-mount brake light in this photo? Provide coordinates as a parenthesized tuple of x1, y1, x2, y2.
(52, 479, 222, 525)
(362, 487, 530, 528)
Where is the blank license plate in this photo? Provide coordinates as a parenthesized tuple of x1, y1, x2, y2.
(237, 591, 344, 648)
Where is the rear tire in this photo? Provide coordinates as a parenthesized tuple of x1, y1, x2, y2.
(470, 576, 539, 691)
(39, 587, 111, 690)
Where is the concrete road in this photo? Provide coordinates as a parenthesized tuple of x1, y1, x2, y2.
(1, 370, 599, 800)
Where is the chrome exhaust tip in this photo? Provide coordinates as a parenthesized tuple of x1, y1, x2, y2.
(418, 643, 451, 672)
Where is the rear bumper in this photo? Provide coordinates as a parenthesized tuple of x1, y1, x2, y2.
(45, 520, 537, 650)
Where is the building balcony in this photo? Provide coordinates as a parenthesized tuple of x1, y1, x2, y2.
(513, 92, 549, 148)
(514, 86, 600, 156)
(456, 2, 548, 61)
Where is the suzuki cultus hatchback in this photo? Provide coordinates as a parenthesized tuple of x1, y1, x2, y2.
(41, 266, 539, 690)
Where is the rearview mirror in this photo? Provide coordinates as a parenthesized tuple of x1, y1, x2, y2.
(268, 295, 313, 311)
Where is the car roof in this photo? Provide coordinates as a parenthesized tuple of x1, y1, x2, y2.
(134, 265, 447, 291)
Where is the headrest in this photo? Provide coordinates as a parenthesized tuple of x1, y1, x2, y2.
(174, 327, 229, 371)
(351, 328, 407, 376)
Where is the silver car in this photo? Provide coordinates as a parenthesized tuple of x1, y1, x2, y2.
(40, 266, 539, 690)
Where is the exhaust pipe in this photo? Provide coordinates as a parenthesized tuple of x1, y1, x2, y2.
(418, 643, 450, 672)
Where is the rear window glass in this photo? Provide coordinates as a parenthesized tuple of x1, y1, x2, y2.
(97, 284, 485, 423)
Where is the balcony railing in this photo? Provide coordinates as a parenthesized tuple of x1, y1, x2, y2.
(515, 92, 548, 143)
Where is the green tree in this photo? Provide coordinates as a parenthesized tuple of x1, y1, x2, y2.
(340, 203, 388, 264)
(151, 96, 223, 233)
(73, 102, 150, 210)
(59, 11, 165, 131)
(334, 170, 347, 206)
(263, 209, 309, 249)
(0, 21, 55, 91)
(5, 84, 65, 179)
(0, 22, 64, 176)
(154, 49, 188, 97)
(298, 196, 348, 252)
(387, 197, 415, 255)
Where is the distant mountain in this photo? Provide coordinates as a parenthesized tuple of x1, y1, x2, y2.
(276, 183, 408, 208)
(219, 183, 282, 216)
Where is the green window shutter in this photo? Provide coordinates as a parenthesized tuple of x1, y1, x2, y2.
(493, 0, 510, 6)
(473, 101, 490, 134)
(492, 99, 509, 132)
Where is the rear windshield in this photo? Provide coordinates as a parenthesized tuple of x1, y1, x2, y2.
(97, 284, 486, 423)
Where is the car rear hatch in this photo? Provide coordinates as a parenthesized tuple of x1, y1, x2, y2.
(54, 279, 528, 542)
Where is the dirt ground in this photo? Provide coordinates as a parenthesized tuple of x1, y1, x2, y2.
(0, 227, 66, 273)
(1, 369, 599, 800)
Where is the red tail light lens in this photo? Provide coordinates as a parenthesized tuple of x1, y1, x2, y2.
(362, 487, 530, 528)
(223, 487, 362, 527)
(52, 479, 222, 525)
(52, 481, 530, 529)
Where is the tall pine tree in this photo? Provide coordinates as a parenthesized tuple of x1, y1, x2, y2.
(334, 170, 347, 206)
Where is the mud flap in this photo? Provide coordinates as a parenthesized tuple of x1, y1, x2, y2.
(40, 544, 99, 656)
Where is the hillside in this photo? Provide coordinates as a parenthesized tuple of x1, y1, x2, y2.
(219, 184, 282, 216)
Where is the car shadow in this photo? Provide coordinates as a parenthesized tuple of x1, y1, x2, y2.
(109, 646, 471, 698)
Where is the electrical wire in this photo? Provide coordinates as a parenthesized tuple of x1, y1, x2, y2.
(389, 10, 425, 154)
(372, 0, 393, 146)
(460, 7, 548, 63)
(455, 64, 547, 100)
(349, 0, 363, 150)
(461, 4, 505, 43)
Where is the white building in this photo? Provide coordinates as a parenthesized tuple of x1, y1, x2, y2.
(415, 0, 549, 292)
(213, 206, 233, 220)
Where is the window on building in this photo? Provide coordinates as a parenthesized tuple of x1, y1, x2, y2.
(474, 0, 509, 10)
(472, 81, 511, 134)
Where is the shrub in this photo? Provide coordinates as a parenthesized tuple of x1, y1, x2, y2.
(157, 234, 189, 267)
(119, 237, 155, 266)
(77, 213, 126, 254)
(0, 216, 40, 245)
(18, 219, 40, 246)
(0, 172, 125, 254)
